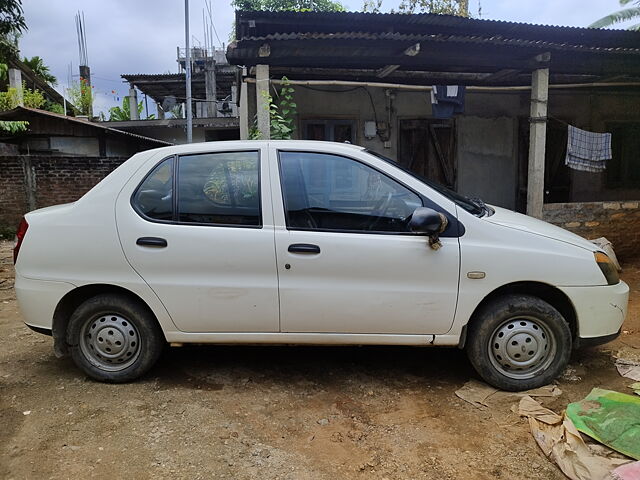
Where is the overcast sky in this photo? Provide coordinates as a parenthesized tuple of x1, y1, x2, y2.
(18, 0, 633, 117)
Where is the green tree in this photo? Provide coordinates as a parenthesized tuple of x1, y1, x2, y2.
(590, 0, 640, 30)
(0, 0, 26, 60)
(22, 55, 57, 85)
(232, 0, 344, 12)
(396, 0, 468, 15)
(362, 0, 383, 13)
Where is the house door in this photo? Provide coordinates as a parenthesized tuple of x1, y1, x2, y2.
(398, 119, 455, 189)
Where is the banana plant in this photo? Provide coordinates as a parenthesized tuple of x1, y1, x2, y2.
(590, 0, 640, 30)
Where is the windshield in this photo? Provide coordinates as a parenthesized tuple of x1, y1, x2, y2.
(366, 149, 489, 217)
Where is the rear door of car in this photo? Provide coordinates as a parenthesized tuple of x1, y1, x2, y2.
(116, 145, 279, 333)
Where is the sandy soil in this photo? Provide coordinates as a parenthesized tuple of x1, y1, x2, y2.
(0, 239, 638, 479)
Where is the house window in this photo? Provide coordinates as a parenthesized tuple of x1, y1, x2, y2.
(607, 123, 640, 189)
(302, 119, 356, 143)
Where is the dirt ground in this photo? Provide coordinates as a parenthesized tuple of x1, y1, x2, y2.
(0, 240, 638, 480)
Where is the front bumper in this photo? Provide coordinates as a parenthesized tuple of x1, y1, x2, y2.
(559, 280, 629, 341)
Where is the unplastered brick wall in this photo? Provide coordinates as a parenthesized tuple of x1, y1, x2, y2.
(0, 155, 126, 232)
(543, 201, 640, 260)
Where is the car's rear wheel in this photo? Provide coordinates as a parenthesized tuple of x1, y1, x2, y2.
(67, 294, 164, 382)
(466, 294, 571, 391)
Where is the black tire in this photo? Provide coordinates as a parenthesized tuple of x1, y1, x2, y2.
(66, 293, 165, 383)
(465, 294, 571, 391)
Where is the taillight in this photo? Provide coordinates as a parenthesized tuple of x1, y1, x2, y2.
(13, 217, 28, 264)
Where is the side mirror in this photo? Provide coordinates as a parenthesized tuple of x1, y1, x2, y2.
(409, 207, 446, 235)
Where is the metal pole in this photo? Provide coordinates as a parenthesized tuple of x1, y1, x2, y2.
(185, 0, 193, 143)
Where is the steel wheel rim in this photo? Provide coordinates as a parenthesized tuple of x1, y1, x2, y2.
(488, 316, 557, 380)
(79, 313, 141, 372)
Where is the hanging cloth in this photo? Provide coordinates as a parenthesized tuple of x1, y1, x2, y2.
(430, 85, 466, 119)
(565, 125, 612, 173)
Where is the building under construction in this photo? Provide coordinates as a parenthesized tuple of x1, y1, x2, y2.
(101, 46, 239, 144)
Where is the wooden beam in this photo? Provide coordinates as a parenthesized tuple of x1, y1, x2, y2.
(376, 64, 400, 78)
(239, 78, 249, 140)
(483, 69, 521, 83)
(526, 67, 550, 218)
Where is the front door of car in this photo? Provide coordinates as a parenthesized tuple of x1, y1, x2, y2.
(271, 149, 460, 335)
(116, 147, 279, 333)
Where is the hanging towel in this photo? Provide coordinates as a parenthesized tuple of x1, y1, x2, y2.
(430, 85, 466, 119)
(565, 125, 612, 173)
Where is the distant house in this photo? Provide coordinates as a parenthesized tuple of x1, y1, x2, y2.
(0, 107, 171, 231)
(227, 11, 640, 257)
(99, 47, 240, 144)
(0, 106, 170, 156)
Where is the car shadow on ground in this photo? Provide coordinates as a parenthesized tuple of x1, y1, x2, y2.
(149, 344, 478, 391)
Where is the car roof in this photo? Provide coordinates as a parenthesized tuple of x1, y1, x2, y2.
(144, 139, 366, 157)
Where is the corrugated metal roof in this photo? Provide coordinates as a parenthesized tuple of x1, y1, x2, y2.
(235, 10, 640, 48)
(0, 106, 172, 145)
(237, 31, 640, 55)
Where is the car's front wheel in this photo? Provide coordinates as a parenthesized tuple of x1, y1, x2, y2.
(67, 293, 165, 382)
(466, 294, 572, 391)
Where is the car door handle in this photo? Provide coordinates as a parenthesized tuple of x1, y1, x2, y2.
(288, 243, 320, 254)
(136, 237, 168, 248)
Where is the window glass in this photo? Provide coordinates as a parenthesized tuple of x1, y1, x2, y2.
(279, 152, 422, 233)
(303, 120, 356, 143)
(132, 157, 174, 221)
(178, 151, 260, 226)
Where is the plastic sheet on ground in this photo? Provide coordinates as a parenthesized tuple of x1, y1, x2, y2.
(612, 461, 640, 480)
(566, 388, 640, 461)
(454, 379, 561, 408)
(616, 360, 640, 382)
(518, 395, 632, 480)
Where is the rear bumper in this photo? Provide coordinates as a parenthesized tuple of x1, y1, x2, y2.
(15, 275, 76, 330)
(25, 324, 52, 336)
(559, 281, 629, 340)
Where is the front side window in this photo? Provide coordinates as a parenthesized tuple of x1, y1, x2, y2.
(178, 151, 260, 226)
(279, 151, 422, 233)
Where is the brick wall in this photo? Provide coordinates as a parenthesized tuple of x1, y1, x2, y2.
(0, 155, 126, 232)
(543, 201, 640, 260)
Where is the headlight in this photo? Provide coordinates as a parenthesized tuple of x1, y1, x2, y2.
(594, 252, 619, 285)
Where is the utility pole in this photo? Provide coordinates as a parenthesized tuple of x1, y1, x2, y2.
(185, 0, 193, 143)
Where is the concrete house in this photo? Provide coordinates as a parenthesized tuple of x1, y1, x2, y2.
(227, 11, 640, 257)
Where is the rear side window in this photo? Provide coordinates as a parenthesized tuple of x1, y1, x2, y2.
(132, 157, 174, 221)
(177, 151, 260, 226)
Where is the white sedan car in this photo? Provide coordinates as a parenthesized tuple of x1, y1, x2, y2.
(14, 140, 628, 390)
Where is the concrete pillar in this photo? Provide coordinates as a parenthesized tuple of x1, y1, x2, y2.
(526, 67, 549, 218)
(255, 64, 270, 140)
(128, 84, 139, 120)
(156, 101, 165, 120)
(205, 59, 217, 118)
(8, 68, 23, 106)
(239, 79, 249, 140)
(79, 65, 93, 117)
